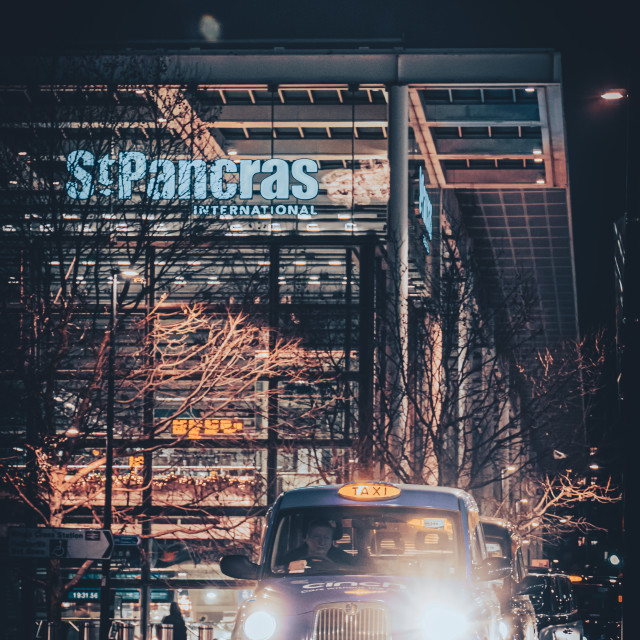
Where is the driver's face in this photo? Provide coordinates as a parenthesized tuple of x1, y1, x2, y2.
(305, 525, 334, 556)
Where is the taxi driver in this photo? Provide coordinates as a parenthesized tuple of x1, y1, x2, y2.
(283, 520, 355, 571)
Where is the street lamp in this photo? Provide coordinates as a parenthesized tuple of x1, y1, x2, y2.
(600, 89, 627, 101)
(99, 267, 138, 640)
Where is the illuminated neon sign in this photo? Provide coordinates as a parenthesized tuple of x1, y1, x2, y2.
(171, 418, 243, 438)
(64, 151, 319, 216)
(418, 166, 433, 254)
(337, 482, 401, 501)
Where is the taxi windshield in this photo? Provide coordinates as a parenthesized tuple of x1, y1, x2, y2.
(267, 506, 463, 578)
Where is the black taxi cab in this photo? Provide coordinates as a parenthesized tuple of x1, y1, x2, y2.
(480, 517, 538, 640)
(220, 481, 511, 640)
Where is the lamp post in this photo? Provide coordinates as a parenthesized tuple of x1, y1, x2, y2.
(99, 267, 138, 640)
(601, 84, 632, 640)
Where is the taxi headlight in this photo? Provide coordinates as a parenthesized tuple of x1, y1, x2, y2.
(421, 604, 470, 640)
(243, 610, 277, 640)
(498, 618, 512, 640)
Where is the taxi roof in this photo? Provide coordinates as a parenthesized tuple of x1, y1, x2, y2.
(277, 483, 475, 511)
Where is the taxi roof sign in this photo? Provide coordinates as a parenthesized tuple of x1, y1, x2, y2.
(338, 482, 401, 501)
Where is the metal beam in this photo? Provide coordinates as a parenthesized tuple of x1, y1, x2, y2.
(0, 50, 560, 85)
(422, 103, 540, 125)
(408, 88, 446, 187)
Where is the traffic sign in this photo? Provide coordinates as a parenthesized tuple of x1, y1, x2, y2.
(9, 528, 113, 559)
(114, 535, 141, 546)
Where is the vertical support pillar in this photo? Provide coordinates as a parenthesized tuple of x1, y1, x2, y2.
(267, 242, 280, 504)
(140, 247, 155, 640)
(99, 272, 117, 640)
(357, 235, 376, 475)
(387, 84, 409, 476)
(344, 248, 353, 439)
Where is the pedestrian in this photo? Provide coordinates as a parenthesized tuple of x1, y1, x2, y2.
(162, 602, 187, 640)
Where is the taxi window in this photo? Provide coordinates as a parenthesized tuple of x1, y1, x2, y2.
(470, 523, 486, 565)
(521, 575, 551, 614)
(515, 547, 527, 583)
(555, 576, 576, 614)
(267, 506, 463, 578)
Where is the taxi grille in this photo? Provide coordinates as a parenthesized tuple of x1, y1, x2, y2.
(313, 603, 390, 640)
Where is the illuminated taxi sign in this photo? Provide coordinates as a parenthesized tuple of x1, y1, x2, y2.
(337, 482, 401, 501)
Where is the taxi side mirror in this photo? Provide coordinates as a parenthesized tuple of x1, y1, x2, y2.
(220, 554, 260, 580)
(476, 556, 512, 581)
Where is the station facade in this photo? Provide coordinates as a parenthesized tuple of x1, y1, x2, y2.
(0, 48, 577, 636)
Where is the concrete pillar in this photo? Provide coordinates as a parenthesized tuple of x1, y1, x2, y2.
(387, 84, 409, 476)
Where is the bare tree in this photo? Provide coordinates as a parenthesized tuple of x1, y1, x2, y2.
(504, 472, 621, 545)
(364, 206, 612, 534)
(0, 57, 345, 627)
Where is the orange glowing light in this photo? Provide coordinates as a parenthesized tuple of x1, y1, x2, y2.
(338, 482, 401, 501)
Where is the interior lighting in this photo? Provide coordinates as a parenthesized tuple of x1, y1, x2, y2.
(9, 180, 17, 185)
(534, 157, 544, 163)
(135, 89, 145, 95)
(345, 222, 358, 231)
(589, 463, 600, 470)
(306, 223, 320, 232)
(18, 151, 27, 156)
(328, 260, 342, 266)
(532, 148, 542, 155)
(228, 148, 238, 156)
(157, 117, 167, 123)
(520, 498, 528, 504)
(293, 260, 306, 266)
(506, 465, 516, 472)
(66, 426, 80, 437)
(338, 212, 352, 219)
(536, 178, 545, 184)
(52, 181, 60, 186)
(121, 268, 139, 278)
(525, 87, 536, 93)
(601, 89, 626, 100)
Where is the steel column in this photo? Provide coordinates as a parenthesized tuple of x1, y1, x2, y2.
(387, 84, 410, 475)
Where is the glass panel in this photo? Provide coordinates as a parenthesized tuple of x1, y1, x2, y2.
(268, 506, 462, 578)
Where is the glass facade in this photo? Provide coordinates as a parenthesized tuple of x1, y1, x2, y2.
(0, 49, 575, 637)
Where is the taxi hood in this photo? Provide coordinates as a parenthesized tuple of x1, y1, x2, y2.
(254, 575, 467, 616)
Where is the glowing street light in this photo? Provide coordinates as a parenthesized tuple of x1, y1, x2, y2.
(600, 89, 626, 101)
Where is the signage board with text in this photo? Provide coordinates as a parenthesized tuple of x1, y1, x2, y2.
(9, 528, 113, 560)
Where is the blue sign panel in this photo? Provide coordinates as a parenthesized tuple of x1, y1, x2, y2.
(418, 166, 433, 254)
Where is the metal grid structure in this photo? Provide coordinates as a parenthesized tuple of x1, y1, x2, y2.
(0, 48, 578, 347)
